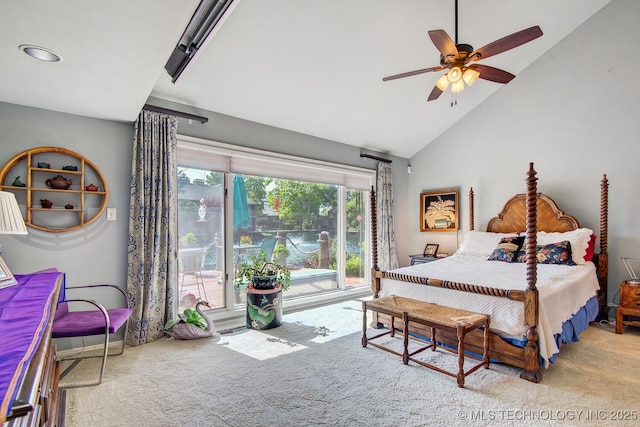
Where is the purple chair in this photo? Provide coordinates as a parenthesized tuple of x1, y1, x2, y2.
(52, 284, 132, 386)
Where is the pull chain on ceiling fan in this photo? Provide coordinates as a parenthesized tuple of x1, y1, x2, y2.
(383, 0, 543, 105)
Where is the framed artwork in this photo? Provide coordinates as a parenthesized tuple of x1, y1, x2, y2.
(0, 256, 18, 289)
(423, 243, 439, 257)
(420, 188, 459, 232)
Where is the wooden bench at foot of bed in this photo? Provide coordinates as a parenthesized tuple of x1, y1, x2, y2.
(371, 311, 525, 368)
(362, 295, 490, 388)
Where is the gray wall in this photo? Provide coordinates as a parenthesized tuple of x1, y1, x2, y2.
(408, 0, 639, 309)
(0, 102, 132, 286)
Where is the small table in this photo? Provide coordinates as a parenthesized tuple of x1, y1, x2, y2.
(362, 295, 490, 387)
(616, 281, 640, 334)
(409, 254, 442, 265)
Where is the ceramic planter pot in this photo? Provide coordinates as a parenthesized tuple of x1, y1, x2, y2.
(246, 285, 282, 329)
(251, 274, 278, 290)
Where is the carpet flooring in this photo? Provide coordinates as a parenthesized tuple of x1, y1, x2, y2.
(62, 299, 640, 426)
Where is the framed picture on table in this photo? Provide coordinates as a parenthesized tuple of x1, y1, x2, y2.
(0, 256, 17, 289)
(423, 243, 439, 257)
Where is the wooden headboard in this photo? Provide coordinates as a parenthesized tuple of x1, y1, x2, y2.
(486, 193, 580, 233)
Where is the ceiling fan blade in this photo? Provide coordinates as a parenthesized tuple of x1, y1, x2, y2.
(427, 86, 443, 101)
(428, 30, 458, 60)
(468, 26, 543, 62)
(382, 66, 444, 81)
(469, 64, 515, 84)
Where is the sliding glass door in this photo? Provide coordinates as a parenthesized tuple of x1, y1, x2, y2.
(176, 138, 373, 314)
(176, 167, 225, 311)
(232, 174, 341, 300)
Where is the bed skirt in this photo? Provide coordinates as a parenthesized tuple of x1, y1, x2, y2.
(405, 296, 599, 367)
(505, 296, 599, 364)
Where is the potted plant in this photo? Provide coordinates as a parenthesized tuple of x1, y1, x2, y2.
(234, 250, 291, 291)
(272, 243, 290, 266)
(234, 251, 291, 330)
(181, 232, 198, 246)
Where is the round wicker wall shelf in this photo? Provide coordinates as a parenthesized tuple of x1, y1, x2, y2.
(0, 146, 108, 233)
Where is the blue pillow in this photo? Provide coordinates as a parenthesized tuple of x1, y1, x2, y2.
(488, 236, 525, 263)
(516, 240, 576, 265)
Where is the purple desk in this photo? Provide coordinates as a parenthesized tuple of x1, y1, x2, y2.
(0, 270, 63, 424)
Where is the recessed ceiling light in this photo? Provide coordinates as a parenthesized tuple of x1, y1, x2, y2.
(19, 44, 62, 62)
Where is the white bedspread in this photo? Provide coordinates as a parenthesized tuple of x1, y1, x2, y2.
(379, 254, 600, 366)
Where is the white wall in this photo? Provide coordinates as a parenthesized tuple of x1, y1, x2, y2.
(408, 0, 640, 308)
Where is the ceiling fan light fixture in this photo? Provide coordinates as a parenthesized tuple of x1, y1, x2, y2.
(435, 74, 450, 91)
(462, 68, 480, 86)
(450, 80, 465, 94)
(446, 66, 462, 83)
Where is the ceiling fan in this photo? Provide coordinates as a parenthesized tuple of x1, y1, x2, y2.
(382, 1, 543, 103)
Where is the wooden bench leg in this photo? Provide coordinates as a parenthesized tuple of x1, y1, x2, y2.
(430, 327, 436, 351)
(361, 301, 368, 347)
(457, 325, 465, 388)
(483, 319, 490, 368)
(402, 312, 410, 364)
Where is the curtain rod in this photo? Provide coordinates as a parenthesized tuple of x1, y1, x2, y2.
(142, 104, 208, 123)
(360, 153, 392, 163)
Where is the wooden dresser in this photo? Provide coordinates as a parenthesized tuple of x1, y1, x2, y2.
(1, 271, 65, 426)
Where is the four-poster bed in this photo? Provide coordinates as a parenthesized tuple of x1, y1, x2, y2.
(369, 163, 609, 382)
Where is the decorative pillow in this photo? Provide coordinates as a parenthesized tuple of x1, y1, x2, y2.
(536, 241, 576, 265)
(537, 228, 593, 265)
(584, 234, 597, 262)
(516, 240, 576, 265)
(456, 231, 519, 257)
(488, 236, 525, 262)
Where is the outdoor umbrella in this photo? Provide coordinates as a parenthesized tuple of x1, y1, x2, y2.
(233, 175, 251, 228)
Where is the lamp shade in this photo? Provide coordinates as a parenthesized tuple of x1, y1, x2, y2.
(446, 66, 463, 83)
(435, 74, 450, 91)
(450, 80, 465, 94)
(463, 68, 480, 86)
(0, 191, 28, 234)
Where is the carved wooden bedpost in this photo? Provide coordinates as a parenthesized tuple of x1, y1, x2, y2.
(469, 187, 475, 231)
(597, 174, 609, 319)
(521, 163, 542, 383)
(370, 186, 381, 298)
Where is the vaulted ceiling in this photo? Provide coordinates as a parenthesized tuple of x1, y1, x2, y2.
(1, 0, 610, 158)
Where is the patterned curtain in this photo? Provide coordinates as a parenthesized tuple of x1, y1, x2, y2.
(126, 111, 178, 346)
(376, 162, 398, 270)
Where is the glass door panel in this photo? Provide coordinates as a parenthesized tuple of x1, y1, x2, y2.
(232, 174, 340, 299)
(345, 189, 368, 288)
(177, 167, 225, 311)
